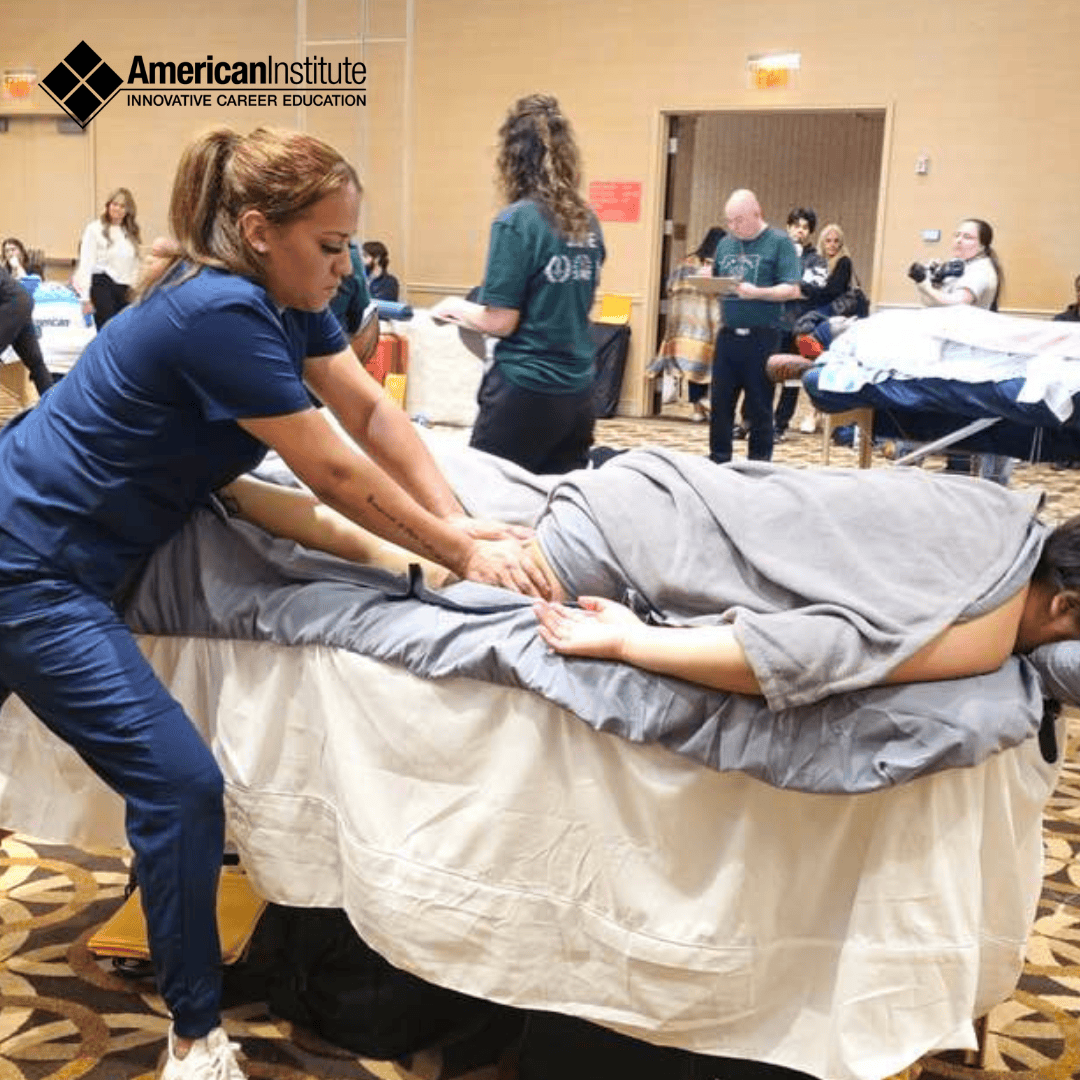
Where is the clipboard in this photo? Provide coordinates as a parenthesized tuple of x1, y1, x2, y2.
(689, 275, 740, 296)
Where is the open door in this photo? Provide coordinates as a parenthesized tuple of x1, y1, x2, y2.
(653, 108, 887, 408)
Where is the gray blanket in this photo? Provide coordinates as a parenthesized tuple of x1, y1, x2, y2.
(125, 446, 1050, 793)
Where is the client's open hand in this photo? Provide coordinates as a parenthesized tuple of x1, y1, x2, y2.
(463, 537, 555, 598)
(533, 597, 642, 660)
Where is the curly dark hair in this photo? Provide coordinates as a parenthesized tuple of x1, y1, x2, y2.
(495, 93, 593, 242)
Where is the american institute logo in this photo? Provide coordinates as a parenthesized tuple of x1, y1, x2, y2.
(39, 41, 123, 127)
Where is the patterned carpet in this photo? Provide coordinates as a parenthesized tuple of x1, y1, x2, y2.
(1, 387, 1080, 1079)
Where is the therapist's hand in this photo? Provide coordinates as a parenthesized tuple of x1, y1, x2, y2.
(446, 512, 534, 543)
(462, 537, 555, 598)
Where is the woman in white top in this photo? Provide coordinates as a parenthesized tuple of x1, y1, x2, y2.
(912, 217, 1001, 310)
(913, 217, 1009, 481)
(74, 187, 141, 329)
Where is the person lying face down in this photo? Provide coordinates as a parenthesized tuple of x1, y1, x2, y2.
(223, 451, 1080, 708)
(533, 533, 1080, 698)
(530, 462, 1080, 701)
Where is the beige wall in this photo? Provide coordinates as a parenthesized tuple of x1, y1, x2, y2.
(4, 0, 1077, 414)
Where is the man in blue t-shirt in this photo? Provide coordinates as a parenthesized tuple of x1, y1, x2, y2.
(706, 189, 801, 464)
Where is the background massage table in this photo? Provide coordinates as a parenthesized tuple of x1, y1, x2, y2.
(0, 434, 1068, 1080)
(802, 307, 1080, 467)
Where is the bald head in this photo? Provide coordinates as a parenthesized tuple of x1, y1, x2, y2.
(725, 189, 765, 240)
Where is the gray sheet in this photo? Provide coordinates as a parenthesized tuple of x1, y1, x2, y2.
(125, 446, 1051, 794)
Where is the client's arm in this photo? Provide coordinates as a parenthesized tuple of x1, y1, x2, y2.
(220, 474, 457, 587)
(534, 598, 762, 695)
(534, 587, 1029, 696)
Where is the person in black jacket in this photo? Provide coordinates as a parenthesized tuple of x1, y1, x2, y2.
(802, 223, 854, 311)
(0, 266, 52, 396)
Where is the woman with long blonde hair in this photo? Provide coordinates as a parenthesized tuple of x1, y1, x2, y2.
(433, 94, 606, 474)
(73, 185, 142, 328)
(802, 222, 854, 310)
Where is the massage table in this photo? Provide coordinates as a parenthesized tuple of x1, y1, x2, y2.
(0, 435, 1069, 1080)
(803, 306, 1080, 467)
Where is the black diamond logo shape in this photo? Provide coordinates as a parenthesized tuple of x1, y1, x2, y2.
(64, 41, 102, 78)
(87, 62, 122, 99)
(64, 84, 103, 124)
(41, 61, 79, 100)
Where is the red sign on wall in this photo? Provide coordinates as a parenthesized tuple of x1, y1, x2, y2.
(588, 180, 642, 223)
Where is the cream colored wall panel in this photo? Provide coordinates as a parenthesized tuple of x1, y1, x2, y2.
(0, 118, 92, 262)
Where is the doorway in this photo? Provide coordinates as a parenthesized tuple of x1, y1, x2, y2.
(655, 108, 887, 359)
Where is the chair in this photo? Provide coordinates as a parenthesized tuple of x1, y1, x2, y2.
(821, 407, 874, 469)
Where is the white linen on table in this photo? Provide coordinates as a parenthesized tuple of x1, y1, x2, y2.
(0, 633, 1060, 1080)
(818, 307, 1080, 421)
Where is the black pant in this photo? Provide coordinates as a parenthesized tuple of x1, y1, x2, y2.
(0, 276, 53, 396)
(470, 363, 595, 475)
(708, 327, 780, 463)
(90, 273, 131, 330)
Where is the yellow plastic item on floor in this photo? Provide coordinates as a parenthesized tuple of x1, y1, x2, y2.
(384, 371, 407, 408)
(87, 865, 265, 965)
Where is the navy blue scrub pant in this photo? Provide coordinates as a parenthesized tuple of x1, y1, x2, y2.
(0, 529, 224, 1039)
(708, 326, 781, 463)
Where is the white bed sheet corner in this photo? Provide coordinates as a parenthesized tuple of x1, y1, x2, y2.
(0, 632, 1061, 1080)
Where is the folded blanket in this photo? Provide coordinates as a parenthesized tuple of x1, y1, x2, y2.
(124, 444, 1049, 793)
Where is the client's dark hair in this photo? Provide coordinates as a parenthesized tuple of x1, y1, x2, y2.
(1034, 516, 1080, 593)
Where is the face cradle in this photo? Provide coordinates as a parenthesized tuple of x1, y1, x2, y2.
(255, 183, 360, 311)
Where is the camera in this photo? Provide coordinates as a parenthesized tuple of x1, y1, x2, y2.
(907, 259, 965, 286)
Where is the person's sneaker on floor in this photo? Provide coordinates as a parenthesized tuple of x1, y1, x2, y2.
(732, 424, 747, 440)
(691, 401, 710, 423)
(799, 413, 819, 434)
(161, 1026, 245, 1080)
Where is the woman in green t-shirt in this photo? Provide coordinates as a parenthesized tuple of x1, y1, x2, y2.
(433, 94, 605, 474)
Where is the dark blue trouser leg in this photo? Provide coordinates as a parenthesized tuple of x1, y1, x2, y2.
(708, 335, 739, 463)
(741, 330, 780, 461)
(0, 555, 224, 1038)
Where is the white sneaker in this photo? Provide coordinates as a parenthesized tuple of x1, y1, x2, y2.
(161, 1026, 245, 1080)
(799, 413, 818, 434)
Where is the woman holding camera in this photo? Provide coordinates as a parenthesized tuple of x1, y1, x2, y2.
(910, 217, 1008, 481)
(909, 218, 1001, 311)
